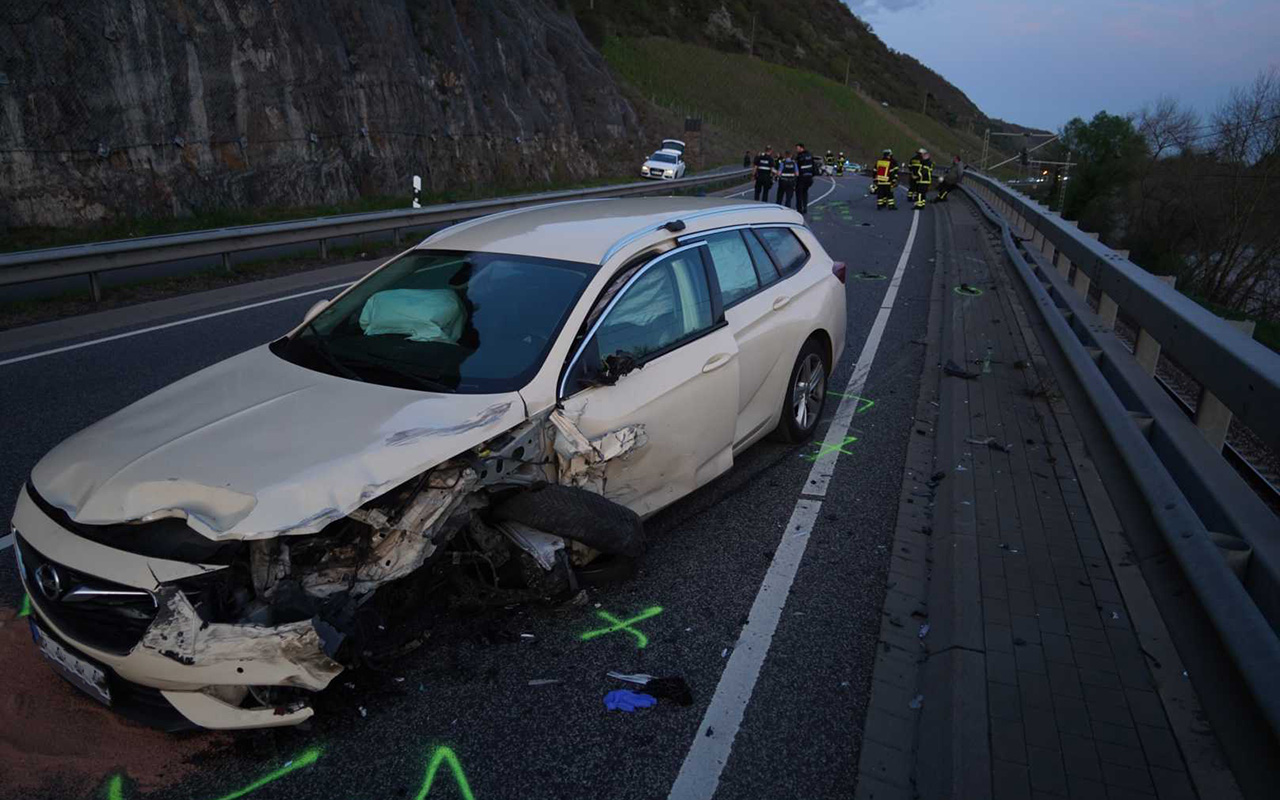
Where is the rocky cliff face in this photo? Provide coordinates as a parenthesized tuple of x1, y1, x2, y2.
(0, 0, 641, 228)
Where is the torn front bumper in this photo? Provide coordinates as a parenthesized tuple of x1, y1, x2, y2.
(12, 486, 340, 730)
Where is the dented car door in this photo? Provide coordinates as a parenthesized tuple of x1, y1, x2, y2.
(558, 243, 739, 516)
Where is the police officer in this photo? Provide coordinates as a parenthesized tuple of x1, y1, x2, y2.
(914, 149, 933, 209)
(874, 148, 898, 210)
(775, 150, 799, 207)
(752, 146, 776, 201)
(794, 142, 816, 213)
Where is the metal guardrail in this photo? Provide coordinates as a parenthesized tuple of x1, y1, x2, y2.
(960, 172, 1280, 738)
(0, 169, 752, 300)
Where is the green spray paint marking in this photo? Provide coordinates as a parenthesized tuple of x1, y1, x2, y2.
(827, 393, 875, 414)
(102, 748, 321, 800)
(413, 746, 476, 800)
(851, 272, 888, 281)
(18, 593, 31, 618)
(953, 285, 984, 296)
(803, 435, 858, 462)
(580, 606, 663, 648)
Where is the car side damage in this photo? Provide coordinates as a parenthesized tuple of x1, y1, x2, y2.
(129, 408, 647, 722)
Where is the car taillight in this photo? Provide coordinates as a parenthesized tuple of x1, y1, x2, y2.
(832, 261, 847, 284)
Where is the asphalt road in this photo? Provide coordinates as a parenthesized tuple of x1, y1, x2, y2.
(0, 175, 935, 800)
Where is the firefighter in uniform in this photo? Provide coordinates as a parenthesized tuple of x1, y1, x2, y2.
(825, 149, 835, 175)
(913, 149, 933, 209)
(752, 146, 776, 202)
(874, 148, 898, 210)
(836, 151, 846, 176)
(775, 151, 799, 208)
(794, 142, 816, 214)
(907, 150, 922, 204)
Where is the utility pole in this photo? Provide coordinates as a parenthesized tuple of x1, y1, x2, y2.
(748, 14, 756, 57)
(844, 57, 850, 87)
(922, 92, 929, 115)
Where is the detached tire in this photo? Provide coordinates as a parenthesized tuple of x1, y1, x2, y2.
(491, 485, 645, 558)
(774, 338, 829, 443)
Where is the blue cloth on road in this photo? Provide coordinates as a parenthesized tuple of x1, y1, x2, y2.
(604, 690, 657, 712)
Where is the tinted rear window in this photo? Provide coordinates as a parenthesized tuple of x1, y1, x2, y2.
(755, 228, 808, 274)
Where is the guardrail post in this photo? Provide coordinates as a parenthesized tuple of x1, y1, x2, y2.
(1194, 318, 1257, 451)
(221, 253, 232, 273)
(1133, 274, 1177, 375)
(1096, 249, 1128, 329)
(319, 239, 329, 261)
(88, 271, 103, 303)
(392, 228, 401, 246)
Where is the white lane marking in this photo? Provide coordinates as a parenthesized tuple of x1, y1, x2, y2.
(805, 209, 920, 497)
(0, 533, 13, 551)
(667, 207, 922, 800)
(0, 283, 355, 368)
(667, 500, 822, 800)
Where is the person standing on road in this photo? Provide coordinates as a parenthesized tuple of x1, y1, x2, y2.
(775, 150, 799, 208)
(873, 148, 898, 210)
(914, 149, 933, 209)
(743, 150, 752, 168)
(936, 155, 964, 201)
(907, 150, 923, 204)
(794, 142, 816, 214)
(753, 146, 776, 201)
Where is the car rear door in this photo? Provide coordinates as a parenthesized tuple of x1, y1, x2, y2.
(559, 243, 739, 516)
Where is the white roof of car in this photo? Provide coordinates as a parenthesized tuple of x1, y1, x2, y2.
(420, 197, 800, 265)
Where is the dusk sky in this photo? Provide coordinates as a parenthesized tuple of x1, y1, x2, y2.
(847, 0, 1280, 131)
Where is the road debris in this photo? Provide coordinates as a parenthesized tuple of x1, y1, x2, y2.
(528, 679, 562, 686)
(966, 436, 1013, 453)
(918, 623, 931, 639)
(604, 690, 657, 712)
(944, 359, 980, 379)
(909, 694, 924, 709)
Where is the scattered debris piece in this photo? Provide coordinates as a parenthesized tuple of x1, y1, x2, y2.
(528, 679, 562, 686)
(929, 470, 946, 485)
(966, 436, 1013, 453)
(608, 671, 656, 685)
(644, 677, 694, 706)
(918, 623, 931, 639)
(520, 633, 536, 641)
(944, 359, 980, 379)
(1111, 611, 1120, 620)
(909, 695, 924, 709)
(604, 690, 657, 712)
(358, 707, 367, 719)
(721, 648, 730, 658)
(955, 463, 968, 471)
(706, 727, 714, 737)
(1014, 360, 1031, 370)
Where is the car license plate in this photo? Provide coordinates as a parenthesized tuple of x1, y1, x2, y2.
(31, 622, 112, 706)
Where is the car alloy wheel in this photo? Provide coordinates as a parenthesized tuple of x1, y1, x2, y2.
(792, 352, 826, 432)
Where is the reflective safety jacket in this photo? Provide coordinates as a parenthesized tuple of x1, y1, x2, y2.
(874, 157, 897, 184)
(777, 157, 799, 182)
(908, 155, 923, 183)
(919, 158, 934, 185)
(795, 151, 815, 179)
(753, 154, 776, 182)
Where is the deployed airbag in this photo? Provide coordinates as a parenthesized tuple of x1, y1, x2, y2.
(358, 289, 466, 343)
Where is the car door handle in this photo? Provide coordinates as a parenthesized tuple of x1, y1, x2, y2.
(772, 295, 792, 310)
(702, 353, 733, 373)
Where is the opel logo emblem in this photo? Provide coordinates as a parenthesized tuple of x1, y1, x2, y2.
(35, 564, 62, 602)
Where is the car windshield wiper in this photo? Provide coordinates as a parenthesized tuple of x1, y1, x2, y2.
(300, 321, 364, 383)
(338, 352, 454, 393)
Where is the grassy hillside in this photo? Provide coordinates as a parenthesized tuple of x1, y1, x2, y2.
(604, 37, 987, 168)
(572, 0, 991, 135)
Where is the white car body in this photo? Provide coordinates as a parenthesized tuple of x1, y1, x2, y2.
(13, 197, 846, 730)
(640, 148, 686, 180)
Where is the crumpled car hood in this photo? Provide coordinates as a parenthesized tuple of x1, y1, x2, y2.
(31, 344, 526, 541)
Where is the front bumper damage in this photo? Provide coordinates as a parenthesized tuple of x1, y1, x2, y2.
(14, 409, 646, 729)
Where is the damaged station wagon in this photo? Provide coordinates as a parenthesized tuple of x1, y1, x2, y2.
(13, 197, 847, 730)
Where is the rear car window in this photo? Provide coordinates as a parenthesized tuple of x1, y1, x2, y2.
(755, 227, 808, 274)
(703, 231, 759, 307)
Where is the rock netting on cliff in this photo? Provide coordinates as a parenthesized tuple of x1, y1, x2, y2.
(0, 0, 642, 228)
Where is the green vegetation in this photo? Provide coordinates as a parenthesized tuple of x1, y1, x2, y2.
(605, 37, 927, 164)
(889, 108, 990, 162)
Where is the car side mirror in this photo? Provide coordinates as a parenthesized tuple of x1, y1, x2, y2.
(302, 299, 329, 325)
